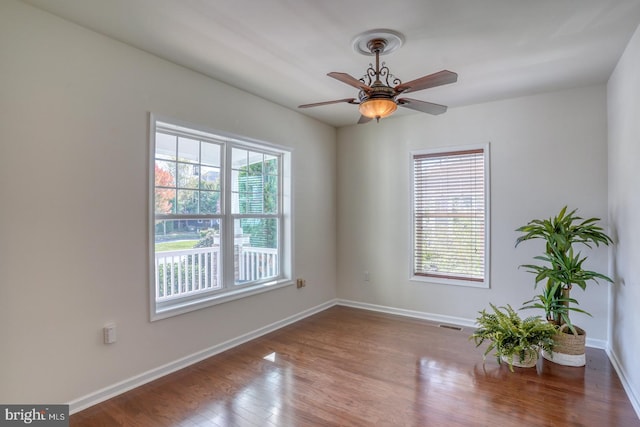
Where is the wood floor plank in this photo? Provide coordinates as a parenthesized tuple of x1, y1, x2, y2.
(70, 306, 639, 426)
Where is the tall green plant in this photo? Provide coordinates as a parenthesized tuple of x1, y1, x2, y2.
(515, 206, 613, 332)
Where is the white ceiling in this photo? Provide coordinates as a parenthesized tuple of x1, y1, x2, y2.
(23, 0, 640, 127)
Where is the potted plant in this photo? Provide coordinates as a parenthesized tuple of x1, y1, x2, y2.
(471, 303, 557, 371)
(515, 206, 613, 366)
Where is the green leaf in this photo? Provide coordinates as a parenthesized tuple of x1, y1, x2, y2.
(471, 304, 558, 371)
(515, 207, 613, 326)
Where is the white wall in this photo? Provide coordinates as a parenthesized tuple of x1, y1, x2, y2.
(337, 86, 610, 340)
(608, 22, 640, 414)
(0, 0, 337, 405)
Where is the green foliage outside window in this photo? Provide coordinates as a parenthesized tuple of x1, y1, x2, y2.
(237, 155, 278, 248)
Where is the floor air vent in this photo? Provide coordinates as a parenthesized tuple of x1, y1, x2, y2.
(438, 324, 463, 331)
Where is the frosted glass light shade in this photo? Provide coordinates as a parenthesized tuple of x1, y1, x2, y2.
(359, 98, 397, 119)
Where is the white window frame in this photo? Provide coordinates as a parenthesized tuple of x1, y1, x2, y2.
(410, 143, 490, 288)
(149, 114, 293, 320)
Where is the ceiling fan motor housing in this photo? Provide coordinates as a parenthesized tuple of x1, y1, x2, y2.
(358, 84, 395, 103)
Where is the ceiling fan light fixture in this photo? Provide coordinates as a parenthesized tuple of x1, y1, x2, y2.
(299, 29, 457, 124)
(359, 98, 397, 120)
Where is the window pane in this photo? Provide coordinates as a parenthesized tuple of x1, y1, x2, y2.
(231, 190, 240, 215)
(177, 164, 200, 189)
(233, 174, 265, 214)
(264, 154, 278, 175)
(200, 190, 220, 214)
(231, 150, 279, 214)
(201, 142, 220, 167)
(235, 218, 279, 285)
(156, 133, 176, 160)
(178, 137, 199, 163)
(155, 160, 175, 187)
(232, 148, 247, 170)
(176, 189, 199, 214)
(231, 170, 241, 193)
(200, 166, 220, 189)
(246, 189, 263, 214)
(248, 153, 263, 176)
(264, 175, 278, 214)
(246, 174, 264, 213)
(154, 219, 222, 299)
(155, 188, 175, 214)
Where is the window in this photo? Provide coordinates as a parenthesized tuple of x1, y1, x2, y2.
(411, 144, 489, 288)
(150, 116, 292, 319)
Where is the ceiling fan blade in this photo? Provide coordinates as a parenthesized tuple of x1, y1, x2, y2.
(328, 72, 371, 91)
(357, 115, 373, 124)
(298, 98, 357, 108)
(398, 98, 448, 115)
(394, 70, 458, 94)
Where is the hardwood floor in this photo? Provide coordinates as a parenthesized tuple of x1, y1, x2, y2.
(70, 306, 639, 426)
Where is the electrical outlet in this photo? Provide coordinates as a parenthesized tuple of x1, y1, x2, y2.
(364, 271, 370, 282)
(103, 323, 117, 344)
(296, 278, 306, 288)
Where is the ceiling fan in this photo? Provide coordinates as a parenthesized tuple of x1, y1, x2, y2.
(299, 34, 458, 124)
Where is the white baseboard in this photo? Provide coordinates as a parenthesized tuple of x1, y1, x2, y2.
(68, 299, 336, 414)
(607, 347, 640, 419)
(336, 299, 610, 350)
(586, 337, 607, 349)
(335, 299, 477, 328)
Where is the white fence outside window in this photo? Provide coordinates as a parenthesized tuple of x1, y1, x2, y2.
(155, 246, 278, 301)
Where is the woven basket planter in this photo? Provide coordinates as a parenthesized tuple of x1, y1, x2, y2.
(501, 348, 539, 368)
(542, 324, 586, 367)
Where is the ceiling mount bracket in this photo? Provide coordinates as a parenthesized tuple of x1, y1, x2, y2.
(352, 29, 404, 56)
(367, 38, 388, 55)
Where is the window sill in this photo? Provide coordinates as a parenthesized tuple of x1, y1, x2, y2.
(410, 274, 489, 289)
(151, 278, 294, 321)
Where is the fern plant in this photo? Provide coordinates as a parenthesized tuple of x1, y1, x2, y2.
(471, 304, 557, 371)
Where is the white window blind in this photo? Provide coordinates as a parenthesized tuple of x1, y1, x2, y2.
(412, 146, 488, 285)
